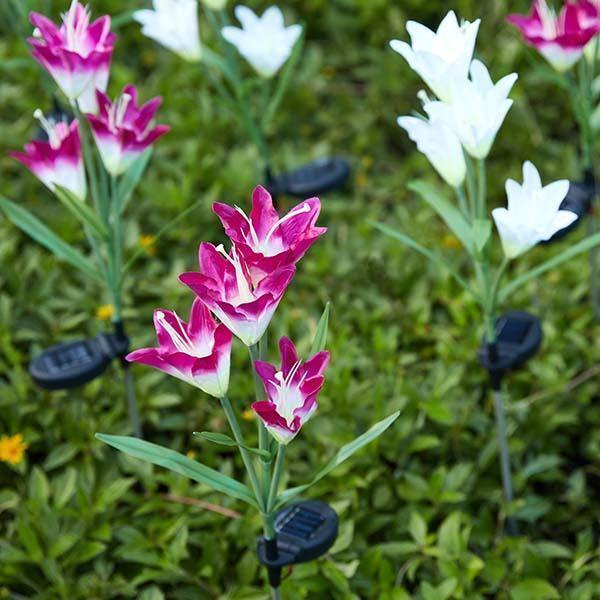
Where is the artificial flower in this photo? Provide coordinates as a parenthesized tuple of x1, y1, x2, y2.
(11, 110, 86, 200)
(179, 242, 295, 346)
(390, 10, 480, 102)
(213, 186, 326, 281)
(423, 59, 518, 159)
(507, 0, 600, 72)
(221, 5, 302, 78)
(397, 112, 466, 188)
(134, 0, 202, 62)
(29, 0, 115, 112)
(492, 161, 577, 259)
(252, 337, 329, 445)
(0, 434, 28, 466)
(86, 85, 170, 176)
(127, 298, 232, 398)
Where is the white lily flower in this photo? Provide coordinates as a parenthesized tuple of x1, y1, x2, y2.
(221, 5, 302, 78)
(492, 161, 577, 259)
(424, 59, 518, 159)
(390, 10, 480, 102)
(397, 113, 466, 188)
(134, 0, 202, 62)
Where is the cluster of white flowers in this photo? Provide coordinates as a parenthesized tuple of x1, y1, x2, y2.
(134, 1, 300, 77)
(391, 10, 576, 259)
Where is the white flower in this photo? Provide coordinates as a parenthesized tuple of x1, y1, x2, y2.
(390, 10, 480, 102)
(492, 161, 577, 259)
(221, 5, 302, 78)
(134, 0, 202, 62)
(397, 113, 466, 188)
(423, 59, 518, 159)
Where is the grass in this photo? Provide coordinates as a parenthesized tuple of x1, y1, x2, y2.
(1, 0, 600, 598)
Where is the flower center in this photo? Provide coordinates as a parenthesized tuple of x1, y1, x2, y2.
(108, 93, 133, 133)
(62, 0, 92, 55)
(537, 0, 559, 38)
(33, 109, 67, 150)
(156, 311, 211, 357)
(273, 360, 308, 426)
(215, 244, 255, 304)
(235, 203, 311, 256)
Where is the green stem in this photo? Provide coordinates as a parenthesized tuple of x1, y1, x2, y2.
(249, 344, 272, 499)
(454, 186, 470, 220)
(220, 395, 266, 511)
(267, 444, 286, 512)
(464, 153, 477, 221)
(477, 159, 487, 220)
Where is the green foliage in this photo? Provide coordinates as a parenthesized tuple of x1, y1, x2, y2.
(2, 0, 600, 598)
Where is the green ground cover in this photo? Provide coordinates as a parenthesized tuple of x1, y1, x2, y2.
(1, 1, 600, 598)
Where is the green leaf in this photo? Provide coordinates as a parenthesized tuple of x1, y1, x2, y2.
(408, 512, 427, 545)
(310, 302, 330, 355)
(193, 431, 272, 460)
(201, 46, 238, 87)
(116, 148, 153, 215)
(277, 411, 400, 506)
(472, 219, 492, 253)
(96, 434, 257, 507)
(43, 443, 78, 471)
(511, 579, 560, 600)
(372, 221, 475, 296)
(53, 185, 109, 241)
(0, 195, 102, 282)
(499, 232, 600, 302)
(409, 180, 474, 253)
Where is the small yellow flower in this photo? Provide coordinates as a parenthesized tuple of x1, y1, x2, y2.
(0, 434, 28, 465)
(96, 304, 114, 321)
(186, 450, 197, 460)
(356, 173, 368, 188)
(139, 234, 157, 256)
(242, 409, 255, 421)
(361, 155, 373, 169)
(442, 234, 462, 250)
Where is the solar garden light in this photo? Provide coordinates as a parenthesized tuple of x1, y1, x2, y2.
(133, 0, 351, 200)
(376, 9, 600, 534)
(0, 1, 194, 437)
(96, 186, 400, 599)
(508, 0, 600, 316)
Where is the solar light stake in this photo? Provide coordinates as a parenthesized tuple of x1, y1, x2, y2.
(488, 353, 518, 537)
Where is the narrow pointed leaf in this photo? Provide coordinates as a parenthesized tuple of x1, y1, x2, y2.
(117, 148, 153, 215)
(409, 180, 474, 254)
(96, 434, 258, 507)
(0, 195, 102, 282)
(54, 186, 109, 241)
(372, 221, 474, 296)
(472, 219, 492, 253)
(193, 431, 272, 460)
(276, 411, 400, 507)
(499, 232, 600, 302)
(310, 302, 330, 355)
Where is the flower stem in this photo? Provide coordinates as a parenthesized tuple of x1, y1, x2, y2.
(124, 364, 141, 438)
(267, 444, 286, 512)
(477, 159, 487, 220)
(249, 343, 272, 500)
(220, 395, 265, 511)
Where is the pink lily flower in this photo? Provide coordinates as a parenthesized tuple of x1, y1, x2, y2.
(179, 243, 296, 347)
(10, 110, 86, 201)
(86, 85, 170, 176)
(213, 186, 327, 281)
(29, 1, 115, 113)
(126, 298, 232, 398)
(507, 0, 600, 71)
(252, 337, 330, 445)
